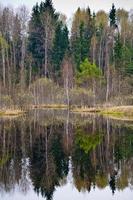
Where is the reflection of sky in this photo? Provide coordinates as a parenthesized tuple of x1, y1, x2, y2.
(2, 0, 133, 18)
(0, 184, 133, 200)
(0, 159, 132, 200)
(0, 158, 133, 200)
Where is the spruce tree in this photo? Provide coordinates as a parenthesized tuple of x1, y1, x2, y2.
(52, 21, 69, 75)
(28, 0, 58, 77)
(71, 8, 93, 70)
(72, 21, 90, 70)
(109, 4, 117, 27)
(114, 33, 123, 70)
(28, 3, 43, 74)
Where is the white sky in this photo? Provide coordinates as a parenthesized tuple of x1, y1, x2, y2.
(1, 0, 133, 18)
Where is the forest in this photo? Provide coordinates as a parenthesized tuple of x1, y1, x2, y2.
(0, 0, 133, 111)
(0, 1, 133, 199)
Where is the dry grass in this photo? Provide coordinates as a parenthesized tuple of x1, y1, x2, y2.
(71, 107, 101, 113)
(100, 106, 133, 120)
(101, 106, 133, 115)
(0, 109, 26, 116)
(32, 104, 68, 109)
(71, 106, 133, 119)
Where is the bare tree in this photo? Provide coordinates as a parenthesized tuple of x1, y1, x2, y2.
(0, 34, 8, 88)
(62, 55, 73, 107)
(18, 5, 29, 91)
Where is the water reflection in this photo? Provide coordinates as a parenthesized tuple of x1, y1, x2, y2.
(0, 110, 133, 200)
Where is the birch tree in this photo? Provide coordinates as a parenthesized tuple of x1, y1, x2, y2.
(0, 34, 8, 88)
(18, 5, 29, 91)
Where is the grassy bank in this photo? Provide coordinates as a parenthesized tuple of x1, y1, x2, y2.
(0, 109, 26, 116)
(71, 106, 133, 120)
(101, 105, 133, 114)
(71, 107, 101, 113)
(0, 104, 67, 116)
(32, 104, 68, 109)
(0, 105, 133, 120)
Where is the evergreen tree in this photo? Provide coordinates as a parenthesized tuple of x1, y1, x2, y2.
(28, 0, 58, 77)
(28, 3, 43, 74)
(114, 33, 133, 75)
(71, 8, 92, 70)
(114, 33, 123, 70)
(52, 21, 69, 75)
(109, 4, 117, 27)
(78, 58, 102, 81)
(122, 45, 133, 75)
(72, 22, 90, 70)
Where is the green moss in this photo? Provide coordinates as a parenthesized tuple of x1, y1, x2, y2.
(101, 111, 125, 117)
(75, 129, 103, 154)
(0, 154, 10, 166)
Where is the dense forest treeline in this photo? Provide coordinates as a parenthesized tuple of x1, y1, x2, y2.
(0, 0, 133, 109)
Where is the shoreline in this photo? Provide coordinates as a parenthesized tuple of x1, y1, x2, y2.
(0, 105, 133, 120)
(0, 109, 26, 116)
(32, 104, 68, 109)
(71, 105, 133, 120)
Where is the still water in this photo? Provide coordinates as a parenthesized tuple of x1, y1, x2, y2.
(0, 110, 133, 200)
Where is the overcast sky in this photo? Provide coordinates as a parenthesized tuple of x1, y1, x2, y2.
(2, 0, 133, 18)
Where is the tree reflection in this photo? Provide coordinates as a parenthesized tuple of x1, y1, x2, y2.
(0, 112, 133, 199)
(29, 124, 69, 200)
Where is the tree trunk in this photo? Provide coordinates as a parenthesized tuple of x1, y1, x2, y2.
(65, 75, 70, 108)
(29, 62, 32, 89)
(93, 79, 96, 107)
(13, 41, 16, 92)
(21, 37, 25, 91)
(6, 47, 11, 94)
(1, 46, 6, 88)
(44, 25, 48, 77)
(98, 37, 102, 68)
(105, 40, 110, 102)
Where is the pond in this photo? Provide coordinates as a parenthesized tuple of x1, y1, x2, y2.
(0, 110, 133, 200)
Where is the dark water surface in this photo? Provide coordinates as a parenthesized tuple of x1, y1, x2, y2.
(0, 110, 133, 200)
